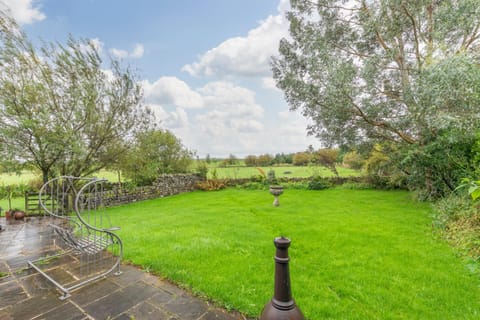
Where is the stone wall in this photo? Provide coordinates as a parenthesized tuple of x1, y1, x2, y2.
(98, 174, 204, 207)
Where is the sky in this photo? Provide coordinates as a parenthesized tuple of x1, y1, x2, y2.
(1, 0, 319, 158)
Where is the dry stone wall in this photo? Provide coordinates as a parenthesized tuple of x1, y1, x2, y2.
(102, 174, 204, 207)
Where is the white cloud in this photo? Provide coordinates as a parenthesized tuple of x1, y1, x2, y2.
(110, 48, 128, 59)
(261, 76, 281, 92)
(89, 38, 104, 54)
(130, 44, 144, 58)
(181, 5, 289, 78)
(110, 43, 145, 59)
(199, 81, 263, 117)
(0, 0, 45, 25)
(142, 77, 204, 109)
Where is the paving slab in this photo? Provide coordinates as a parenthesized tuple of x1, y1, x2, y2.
(0, 217, 248, 320)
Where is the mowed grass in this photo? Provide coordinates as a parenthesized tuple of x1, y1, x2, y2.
(107, 189, 480, 319)
(208, 165, 360, 179)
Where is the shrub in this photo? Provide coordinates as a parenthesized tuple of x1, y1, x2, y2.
(292, 152, 311, 166)
(236, 182, 267, 190)
(196, 161, 208, 179)
(196, 179, 227, 191)
(343, 151, 365, 170)
(432, 193, 480, 260)
(432, 194, 475, 228)
(257, 154, 274, 166)
(336, 182, 373, 190)
(244, 155, 257, 167)
(307, 177, 332, 190)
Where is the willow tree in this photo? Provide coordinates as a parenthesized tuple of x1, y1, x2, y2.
(273, 0, 480, 196)
(0, 12, 154, 182)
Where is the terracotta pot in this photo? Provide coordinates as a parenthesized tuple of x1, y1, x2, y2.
(14, 210, 25, 220)
(5, 210, 13, 219)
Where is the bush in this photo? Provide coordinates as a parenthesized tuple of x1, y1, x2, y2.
(343, 151, 365, 170)
(196, 161, 208, 179)
(432, 194, 476, 229)
(283, 182, 308, 190)
(307, 177, 332, 190)
(196, 179, 227, 191)
(293, 152, 311, 166)
(336, 182, 373, 190)
(432, 193, 480, 260)
(236, 182, 267, 190)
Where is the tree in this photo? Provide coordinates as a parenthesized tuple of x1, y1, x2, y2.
(0, 13, 153, 183)
(121, 129, 193, 186)
(273, 0, 480, 195)
(314, 148, 339, 176)
(343, 151, 365, 170)
(244, 155, 258, 167)
(292, 152, 311, 166)
(257, 154, 274, 166)
(221, 154, 238, 167)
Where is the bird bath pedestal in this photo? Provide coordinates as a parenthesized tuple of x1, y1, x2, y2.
(269, 186, 284, 207)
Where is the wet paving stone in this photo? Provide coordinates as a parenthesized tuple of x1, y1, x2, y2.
(71, 278, 122, 307)
(164, 295, 209, 320)
(111, 264, 149, 287)
(199, 310, 245, 320)
(33, 301, 86, 320)
(115, 301, 170, 320)
(83, 281, 159, 319)
(0, 280, 29, 309)
(148, 289, 175, 306)
(10, 292, 64, 320)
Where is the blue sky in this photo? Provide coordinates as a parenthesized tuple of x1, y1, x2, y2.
(2, 0, 318, 157)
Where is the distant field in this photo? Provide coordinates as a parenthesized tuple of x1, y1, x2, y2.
(208, 165, 360, 179)
(0, 169, 123, 186)
(0, 171, 39, 185)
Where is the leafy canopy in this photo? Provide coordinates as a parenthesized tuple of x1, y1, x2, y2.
(273, 0, 480, 146)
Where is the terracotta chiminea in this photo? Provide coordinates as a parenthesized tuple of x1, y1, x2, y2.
(260, 237, 305, 320)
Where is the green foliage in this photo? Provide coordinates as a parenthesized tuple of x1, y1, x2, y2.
(221, 154, 238, 167)
(292, 152, 311, 166)
(244, 155, 257, 167)
(307, 176, 332, 190)
(0, 13, 153, 182)
(343, 151, 365, 170)
(456, 178, 480, 201)
(257, 154, 273, 166)
(313, 148, 339, 176)
(433, 193, 480, 260)
(195, 161, 209, 179)
(399, 128, 476, 199)
(236, 182, 267, 190)
(121, 129, 193, 186)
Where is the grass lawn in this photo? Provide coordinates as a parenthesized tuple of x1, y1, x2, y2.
(208, 165, 360, 179)
(0, 197, 25, 213)
(106, 189, 480, 319)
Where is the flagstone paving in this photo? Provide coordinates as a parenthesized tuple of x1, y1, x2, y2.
(0, 217, 247, 320)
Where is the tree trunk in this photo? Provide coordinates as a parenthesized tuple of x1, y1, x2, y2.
(42, 169, 49, 184)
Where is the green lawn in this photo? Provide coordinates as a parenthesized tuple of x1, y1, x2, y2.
(208, 165, 360, 179)
(0, 197, 25, 212)
(106, 189, 480, 319)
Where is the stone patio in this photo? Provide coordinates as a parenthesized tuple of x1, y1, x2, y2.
(0, 217, 247, 320)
